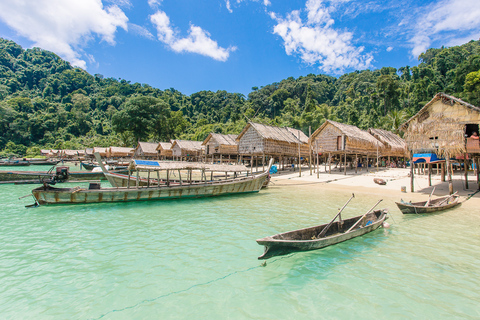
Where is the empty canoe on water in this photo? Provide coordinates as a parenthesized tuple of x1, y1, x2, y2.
(256, 202, 388, 259)
(395, 194, 461, 214)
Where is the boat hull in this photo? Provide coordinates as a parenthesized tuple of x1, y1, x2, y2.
(256, 209, 388, 259)
(395, 195, 460, 214)
(32, 172, 269, 205)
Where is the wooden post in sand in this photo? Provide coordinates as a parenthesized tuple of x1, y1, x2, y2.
(477, 157, 480, 190)
(410, 155, 414, 193)
(428, 163, 432, 186)
(464, 153, 469, 189)
(446, 155, 453, 195)
(309, 126, 312, 176)
(344, 152, 347, 175)
(328, 153, 331, 174)
(355, 154, 358, 174)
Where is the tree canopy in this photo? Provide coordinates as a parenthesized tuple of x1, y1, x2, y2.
(1, 37, 479, 156)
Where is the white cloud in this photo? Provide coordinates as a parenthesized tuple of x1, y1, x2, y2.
(271, 0, 373, 73)
(148, 0, 162, 9)
(150, 10, 236, 61)
(411, 0, 480, 57)
(0, 0, 128, 69)
(386, 46, 393, 52)
(224, 0, 270, 13)
(129, 23, 154, 40)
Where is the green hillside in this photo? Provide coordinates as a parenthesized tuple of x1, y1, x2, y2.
(1, 37, 479, 156)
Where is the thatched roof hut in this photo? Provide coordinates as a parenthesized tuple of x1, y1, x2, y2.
(236, 122, 309, 157)
(310, 120, 383, 156)
(134, 142, 159, 159)
(93, 147, 108, 157)
(400, 93, 480, 156)
(171, 140, 203, 159)
(61, 149, 84, 159)
(108, 147, 134, 158)
(156, 142, 173, 159)
(202, 133, 238, 156)
(368, 128, 408, 157)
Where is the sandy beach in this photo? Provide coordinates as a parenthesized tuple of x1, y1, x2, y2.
(270, 165, 480, 204)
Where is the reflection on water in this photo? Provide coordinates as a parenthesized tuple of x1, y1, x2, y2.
(0, 182, 479, 319)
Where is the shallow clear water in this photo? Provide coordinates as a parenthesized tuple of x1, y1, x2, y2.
(1, 175, 479, 319)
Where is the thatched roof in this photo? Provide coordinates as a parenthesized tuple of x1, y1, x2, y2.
(401, 93, 480, 156)
(237, 122, 307, 144)
(136, 142, 159, 154)
(156, 142, 172, 151)
(401, 92, 480, 131)
(171, 140, 203, 151)
(109, 147, 134, 155)
(368, 128, 408, 156)
(93, 147, 108, 154)
(311, 120, 383, 148)
(202, 133, 238, 146)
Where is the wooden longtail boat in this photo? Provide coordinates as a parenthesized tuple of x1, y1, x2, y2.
(257, 202, 388, 259)
(395, 194, 460, 214)
(31, 158, 273, 205)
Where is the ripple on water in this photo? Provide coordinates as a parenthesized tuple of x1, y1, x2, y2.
(0, 183, 479, 319)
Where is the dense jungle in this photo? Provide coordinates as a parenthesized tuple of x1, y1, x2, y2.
(1, 37, 479, 157)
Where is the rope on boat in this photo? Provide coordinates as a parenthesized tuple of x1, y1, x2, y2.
(90, 254, 294, 320)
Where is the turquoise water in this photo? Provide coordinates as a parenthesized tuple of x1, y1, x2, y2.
(1, 172, 479, 319)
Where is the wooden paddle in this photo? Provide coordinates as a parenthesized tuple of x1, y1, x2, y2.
(424, 187, 436, 207)
(434, 191, 458, 207)
(317, 193, 355, 238)
(346, 199, 383, 233)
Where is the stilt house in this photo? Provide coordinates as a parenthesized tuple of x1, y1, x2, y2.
(202, 133, 238, 163)
(171, 140, 203, 161)
(93, 147, 108, 158)
(107, 147, 134, 159)
(134, 142, 159, 159)
(156, 142, 173, 160)
(368, 128, 408, 158)
(400, 92, 480, 192)
(310, 120, 383, 173)
(237, 122, 309, 157)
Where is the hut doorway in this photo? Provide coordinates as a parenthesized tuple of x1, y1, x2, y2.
(465, 124, 479, 138)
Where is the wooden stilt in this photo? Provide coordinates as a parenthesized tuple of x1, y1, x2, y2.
(446, 156, 453, 195)
(428, 163, 432, 186)
(344, 152, 347, 175)
(410, 156, 414, 193)
(441, 162, 446, 182)
(355, 154, 358, 174)
(464, 153, 469, 189)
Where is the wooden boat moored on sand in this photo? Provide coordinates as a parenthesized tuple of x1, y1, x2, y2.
(256, 196, 388, 259)
(395, 193, 460, 214)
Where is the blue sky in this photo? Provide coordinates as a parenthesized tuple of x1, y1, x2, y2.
(0, 0, 479, 96)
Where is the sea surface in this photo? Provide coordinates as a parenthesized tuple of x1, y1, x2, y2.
(1, 165, 479, 319)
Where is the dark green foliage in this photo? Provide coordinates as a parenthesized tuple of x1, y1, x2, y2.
(1, 37, 480, 155)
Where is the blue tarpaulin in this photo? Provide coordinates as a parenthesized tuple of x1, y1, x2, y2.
(412, 153, 443, 164)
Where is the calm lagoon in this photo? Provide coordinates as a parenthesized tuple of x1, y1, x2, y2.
(1, 172, 479, 319)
